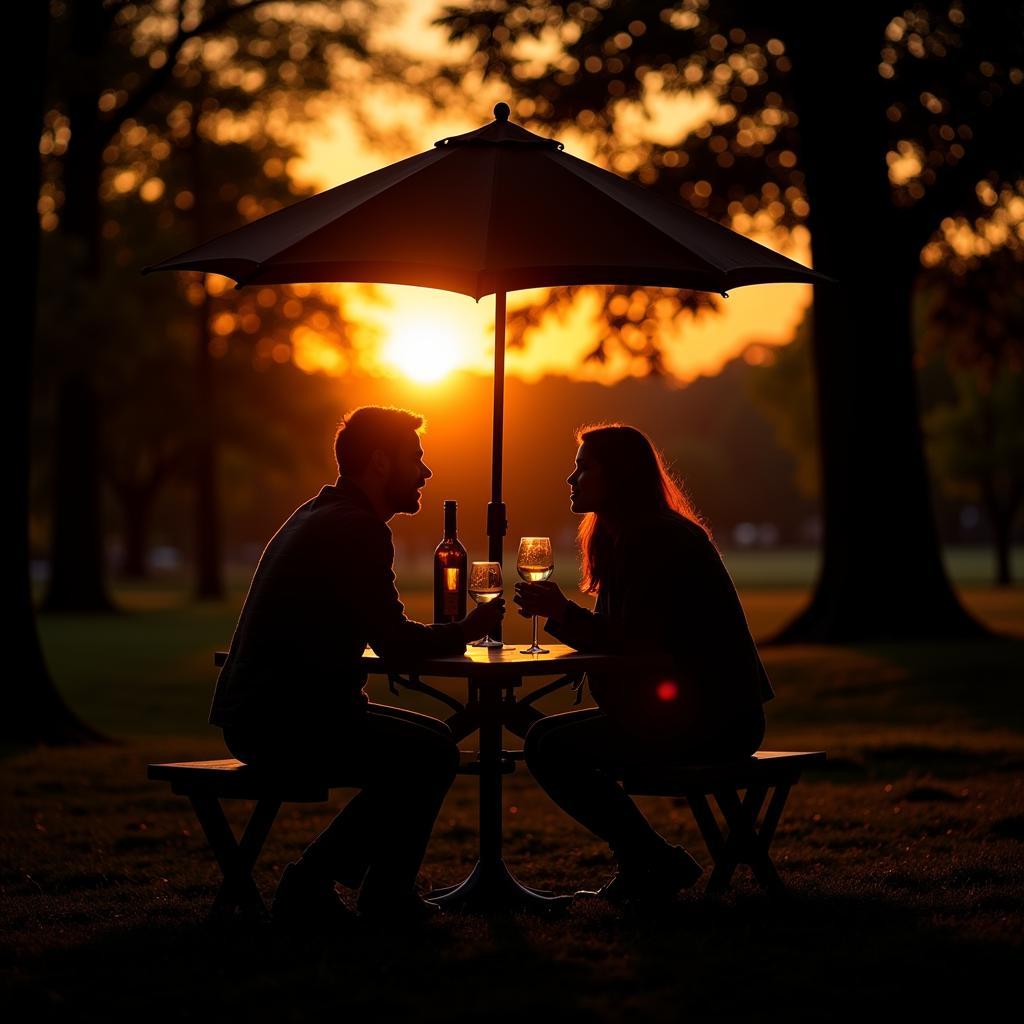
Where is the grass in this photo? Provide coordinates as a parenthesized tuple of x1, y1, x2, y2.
(3, 573, 1023, 1019)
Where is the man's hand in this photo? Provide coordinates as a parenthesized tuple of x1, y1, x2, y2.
(513, 581, 569, 622)
(459, 597, 506, 643)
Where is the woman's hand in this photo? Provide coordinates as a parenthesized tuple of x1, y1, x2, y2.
(513, 581, 570, 621)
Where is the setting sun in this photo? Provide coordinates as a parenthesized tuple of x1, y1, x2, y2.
(382, 320, 467, 382)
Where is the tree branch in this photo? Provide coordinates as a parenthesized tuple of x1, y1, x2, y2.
(102, 0, 298, 144)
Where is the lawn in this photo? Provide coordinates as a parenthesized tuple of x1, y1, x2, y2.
(3, 567, 1022, 1019)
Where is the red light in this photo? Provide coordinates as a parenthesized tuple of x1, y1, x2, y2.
(656, 680, 678, 701)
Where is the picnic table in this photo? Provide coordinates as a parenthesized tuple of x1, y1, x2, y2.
(152, 646, 825, 919)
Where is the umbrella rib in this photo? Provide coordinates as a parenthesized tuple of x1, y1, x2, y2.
(478, 146, 504, 298)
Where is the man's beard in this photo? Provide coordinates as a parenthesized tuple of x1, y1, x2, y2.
(386, 477, 421, 515)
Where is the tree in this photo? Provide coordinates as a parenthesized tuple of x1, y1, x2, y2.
(35, 139, 357, 587)
(40, 0, 400, 611)
(18, 0, 395, 744)
(747, 311, 819, 506)
(10, 2, 105, 745)
(430, 0, 1023, 640)
(917, 239, 1024, 585)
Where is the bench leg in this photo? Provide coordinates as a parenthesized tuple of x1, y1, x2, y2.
(758, 780, 792, 848)
(687, 783, 791, 895)
(687, 790, 728, 889)
(189, 795, 281, 922)
(720, 786, 782, 892)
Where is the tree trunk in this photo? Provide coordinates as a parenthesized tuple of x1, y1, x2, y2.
(116, 484, 157, 580)
(9, 0, 106, 744)
(983, 478, 1017, 589)
(994, 527, 1011, 589)
(772, 13, 986, 642)
(6, 607, 107, 746)
(42, 372, 116, 611)
(43, 0, 114, 613)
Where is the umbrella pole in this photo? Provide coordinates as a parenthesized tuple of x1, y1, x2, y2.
(487, 288, 508, 638)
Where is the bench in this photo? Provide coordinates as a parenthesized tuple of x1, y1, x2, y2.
(622, 750, 826, 895)
(149, 749, 825, 920)
(148, 749, 509, 922)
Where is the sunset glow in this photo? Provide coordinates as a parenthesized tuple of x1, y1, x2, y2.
(382, 319, 468, 382)
(352, 274, 812, 388)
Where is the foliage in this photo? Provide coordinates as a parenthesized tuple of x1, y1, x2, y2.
(916, 242, 1024, 581)
(746, 311, 818, 500)
(430, 1, 1023, 364)
(42, 0, 396, 205)
(922, 369, 1024, 501)
(35, 1, 405, 571)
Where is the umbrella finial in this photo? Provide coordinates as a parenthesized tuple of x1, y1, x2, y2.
(493, 102, 511, 122)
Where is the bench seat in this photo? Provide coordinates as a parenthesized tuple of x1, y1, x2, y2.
(622, 750, 826, 794)
(150, 748, 825, 920)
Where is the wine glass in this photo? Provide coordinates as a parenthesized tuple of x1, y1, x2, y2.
(517, 537, 553, 655)
(468, 561, 504, 648)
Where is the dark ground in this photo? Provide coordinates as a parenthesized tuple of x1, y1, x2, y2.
(3, 583, 1022, 1020)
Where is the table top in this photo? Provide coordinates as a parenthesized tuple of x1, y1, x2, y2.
(214, 645, 671, 680)
(361, 644, 615, 681)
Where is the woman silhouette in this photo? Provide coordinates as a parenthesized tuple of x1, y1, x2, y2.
(514, 424, 774, 904)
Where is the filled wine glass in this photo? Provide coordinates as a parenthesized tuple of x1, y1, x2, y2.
(468, 561, 505, 648)
(517, 537, 553, 654)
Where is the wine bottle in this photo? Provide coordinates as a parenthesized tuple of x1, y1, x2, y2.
(433, 500, 468, 623)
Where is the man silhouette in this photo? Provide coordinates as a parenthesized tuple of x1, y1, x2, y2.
(211, 406, 504, 924)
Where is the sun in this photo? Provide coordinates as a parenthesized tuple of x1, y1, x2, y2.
(382, 320, 465, 382)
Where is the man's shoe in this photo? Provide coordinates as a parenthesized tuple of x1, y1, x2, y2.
(271, 862, 356, 930)
(574, 845, 704, 905)
(356, 890, 442, 924)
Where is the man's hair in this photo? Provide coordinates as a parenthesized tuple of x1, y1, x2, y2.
(334, 406, 425, 475)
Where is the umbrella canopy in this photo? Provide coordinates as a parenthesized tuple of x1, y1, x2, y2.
(143, 104, 828, 299)
(144, 103, 832, 581)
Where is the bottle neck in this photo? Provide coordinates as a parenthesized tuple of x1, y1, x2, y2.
(443, 503, 457, 540)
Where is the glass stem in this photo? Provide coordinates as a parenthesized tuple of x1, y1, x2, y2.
(532, 614, 539, 649)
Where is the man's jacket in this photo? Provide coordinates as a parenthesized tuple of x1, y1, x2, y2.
(210, 477, 465, 730)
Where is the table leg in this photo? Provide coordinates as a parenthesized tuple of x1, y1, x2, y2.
(426, 678, 571, 914)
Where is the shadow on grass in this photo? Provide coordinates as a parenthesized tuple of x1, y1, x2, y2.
(805, 742, 1024, 783)
(5, 889, 1016, 1020)
(861, 636, 1024, 732)
(766, 636, 1024, 736)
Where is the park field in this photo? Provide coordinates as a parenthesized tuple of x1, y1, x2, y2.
(3, 567, 1023, 1019)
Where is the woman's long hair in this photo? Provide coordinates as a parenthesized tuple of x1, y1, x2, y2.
(576, 424, 709, 594)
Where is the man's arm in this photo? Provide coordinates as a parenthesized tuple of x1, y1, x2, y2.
(359, 521, 467, 659)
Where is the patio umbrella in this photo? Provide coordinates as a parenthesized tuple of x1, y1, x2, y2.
(144, 102, 832, 569)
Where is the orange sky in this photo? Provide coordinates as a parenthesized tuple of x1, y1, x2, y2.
(282, 0, 815, 387)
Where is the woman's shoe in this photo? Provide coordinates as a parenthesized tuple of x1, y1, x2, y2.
(573, 870, 638, 904)
(574, 845, 703, 905)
